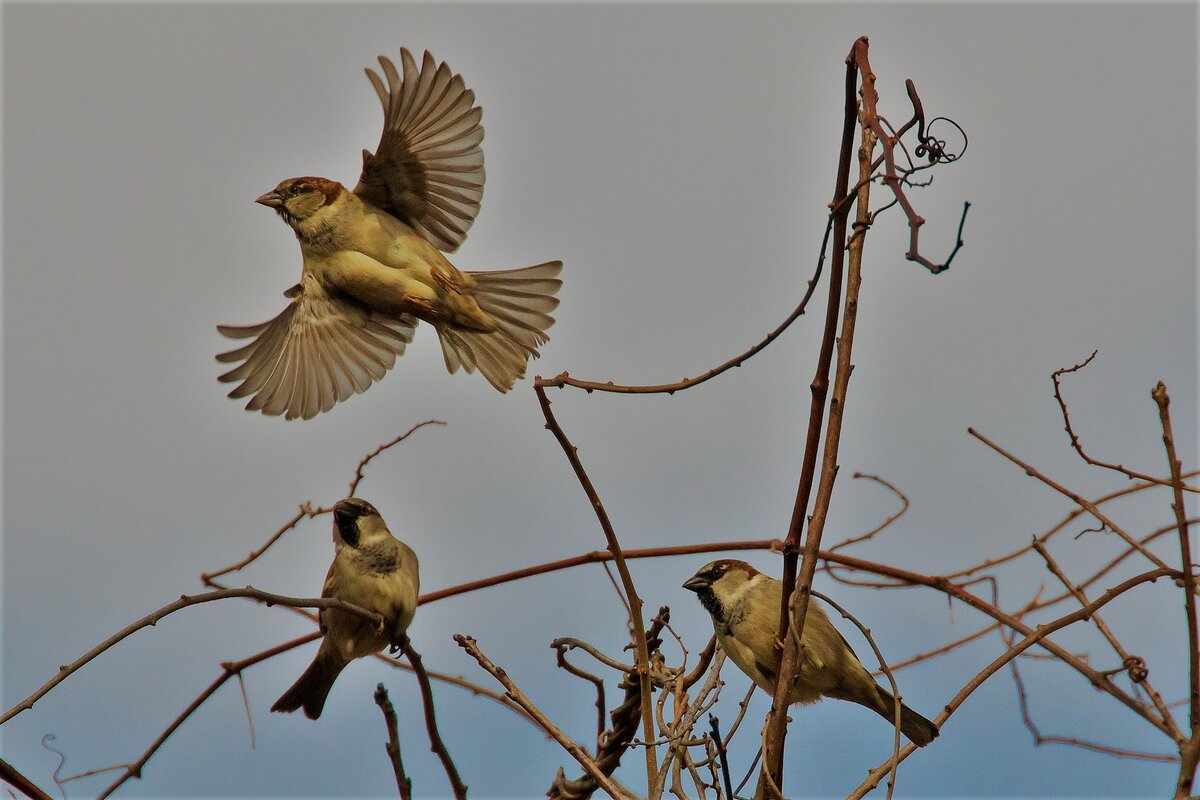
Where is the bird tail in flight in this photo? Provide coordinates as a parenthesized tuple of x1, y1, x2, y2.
(438, 260, 562, 392)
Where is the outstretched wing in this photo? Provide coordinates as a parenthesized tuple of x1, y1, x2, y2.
(354, 48, 485, 253)
(216, 281, 418, 420)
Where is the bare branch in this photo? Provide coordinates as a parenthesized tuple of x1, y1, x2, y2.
(348, 420, 447, 497)
(1151, 383, 1200, 800)
(0, 757, 54, 800)
(969, 427, 1172, 572)
(374, 684, 414, 800)
(456, 635, 634, 800)
(848, 567, 1177, 799)
(533, 383, 658, 785)
(1, 587, 382, 725)
(1053, 355, 1197, 492)
(830, 473, 910, 552)
(93, 633, 320, 799)
(764, 50, 875, 795)
(1032, 538, 1180, 739)
(534, 217, 831, 396)
(402, 641, 468, 800)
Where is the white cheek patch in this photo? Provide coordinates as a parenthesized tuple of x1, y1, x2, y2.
(723, 573, 763, 608)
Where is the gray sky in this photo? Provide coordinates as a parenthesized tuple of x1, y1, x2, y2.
(3, 3, 1196, 797)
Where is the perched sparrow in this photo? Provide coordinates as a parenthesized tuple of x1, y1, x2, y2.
(218, 48, 563, 418)
(683, 559, 939, 747)
(272, 498, 419, 719)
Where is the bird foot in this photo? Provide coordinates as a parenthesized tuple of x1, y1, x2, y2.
(431, 267, 459, 294)
(388, 633, 411, 657)
(402, 294, 437, 315)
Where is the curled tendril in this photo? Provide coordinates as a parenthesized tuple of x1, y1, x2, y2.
(41, 734, 68, 800)
(1124, 655, 1149, 684)
(916, 116, 968, 163)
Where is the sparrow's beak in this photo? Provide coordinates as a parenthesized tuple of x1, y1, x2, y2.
(682, 575, 709, 593)
(255, 190, 283, 208)
(333, 501, 360, 546)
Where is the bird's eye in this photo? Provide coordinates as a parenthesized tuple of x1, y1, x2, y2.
(288, 185, 302, 196)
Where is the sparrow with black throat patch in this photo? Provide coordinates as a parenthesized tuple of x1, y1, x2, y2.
(272, 498, 419, 720)
(217, 48, 562, 419)
(683, 559, 939, 747)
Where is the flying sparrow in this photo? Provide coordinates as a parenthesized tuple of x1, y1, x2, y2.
(217, 48, 563, 418)
(683, 559, 939, 746)
(272, 497, 419, 719)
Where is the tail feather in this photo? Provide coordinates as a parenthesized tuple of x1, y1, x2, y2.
(873, 686, 940, 747)
(271, 650, 347, 720)
(439, 260, 562, 392)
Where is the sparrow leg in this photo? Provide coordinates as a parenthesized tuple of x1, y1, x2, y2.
(401, 294, 438, 315)
(431, 266, 462, 294)
(388, 633, 411, 657)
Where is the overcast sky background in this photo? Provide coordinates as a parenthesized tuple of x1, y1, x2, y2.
(3, 3, 1197, 798)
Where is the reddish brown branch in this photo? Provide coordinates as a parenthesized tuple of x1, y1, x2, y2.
(532, 383, 658, 786)
(1004, 625, 1175, 763)
(969, 427, 1172, 572)
(402, 641, 468, 800)
(419, 540, 779, 605)
(1033, 539, 1179, 738)
(374, 684, 414, 800)
(201, 504, 326, 583)
(829, 473, 910, 552)
(848, 567, 1177, 799)
(0, 757, 53, 800)
(1054, 355, 1197, 493)
(1152, 383, 1200, 799)
(94, 633, 319, 799)
(348, 420, 446, 497)
(1, 587, 381, 726)
(534, 217, 831, 397)
(455, 635, 632, 799)
(853, 38, 968, 274)
(763, 43, 869, 795)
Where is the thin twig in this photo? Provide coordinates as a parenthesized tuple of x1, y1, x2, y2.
(200, 504, 325, 583)
(1, 587, 382, 725)
(1002, 623, 1175, 763)
(554, 640, 610, 745)
(535, 217, 832, 396)
(202, 422, 443, 584)
(456, 635, 633, 800)
(830, 473, 910, 552)
(847, 567, 1177, 799)
(93, 633, 320, 799)
(402, 641, 468, 800)
(374, 684, 414, 800)
(812, 591, 905, 799)
(0, 757, 54, 800)
(1152, 383, 1200, 800)
(1054, 354, 1196, 492)
(968, 427, 1172, 572)
(1032, 538, 1179, 739)
(348, 420, 446, 497)
(533, 383, 658, 786)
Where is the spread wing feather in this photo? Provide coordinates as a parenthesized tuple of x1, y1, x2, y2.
(355, 48, 485, 253)
(216, 282, 417, 420)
